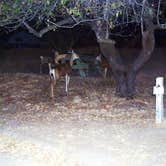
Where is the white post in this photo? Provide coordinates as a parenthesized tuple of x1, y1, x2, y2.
(153, 77, 164, 123)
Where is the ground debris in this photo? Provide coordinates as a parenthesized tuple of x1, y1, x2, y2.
(0, 73, 157, 126)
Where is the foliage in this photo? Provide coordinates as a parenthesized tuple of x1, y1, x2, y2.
(0, 0, 165, 36)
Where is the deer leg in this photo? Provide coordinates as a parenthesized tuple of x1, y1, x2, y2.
(68, 75, 70, 86)
(40, 64, 42, 74)
(65, 74, 68, 94)
(50, 82, 54, 98)
(50, 77, 56, 98)
(103, 68, 108, 78)
(65, 74, 70, 94)
(67, 75, 70, 93)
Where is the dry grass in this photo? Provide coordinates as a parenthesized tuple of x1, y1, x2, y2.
(0, 73, 157, 126)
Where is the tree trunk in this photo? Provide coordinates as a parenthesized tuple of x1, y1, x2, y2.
(98, 39, 128, 96)
(127, 24, 155, 98)
(95, 20, 155, 98)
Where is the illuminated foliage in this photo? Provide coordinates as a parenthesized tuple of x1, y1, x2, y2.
(0, 0, 165, 36)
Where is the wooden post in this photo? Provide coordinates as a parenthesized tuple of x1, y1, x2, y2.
(153, 77, 164, 123)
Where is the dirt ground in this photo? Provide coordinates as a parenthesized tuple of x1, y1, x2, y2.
(0, 72, 166, 166)
(0, 47, 166, 165)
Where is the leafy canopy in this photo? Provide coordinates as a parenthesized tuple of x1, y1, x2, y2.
(0, 0, 165, 36)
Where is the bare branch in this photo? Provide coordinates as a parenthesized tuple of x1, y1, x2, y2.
(23, 17, 74, 38)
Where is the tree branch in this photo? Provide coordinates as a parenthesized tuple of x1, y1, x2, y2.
(157, 0, 161, 25)
(23, 17, 74, 38)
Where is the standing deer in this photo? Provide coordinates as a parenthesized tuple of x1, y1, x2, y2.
(95, 54, 110, 78)
(49, 50, 79, 98)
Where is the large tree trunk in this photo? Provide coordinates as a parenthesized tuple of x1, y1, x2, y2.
(94, 20, 155, 98)
(132, 29, 155, 71)
(98, 39, 128, 97)
(127, 24, 155, 98)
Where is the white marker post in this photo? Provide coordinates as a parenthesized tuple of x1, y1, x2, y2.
(153, 77, 164, 123)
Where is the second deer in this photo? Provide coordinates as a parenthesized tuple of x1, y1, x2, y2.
(96, 54, 110, 78)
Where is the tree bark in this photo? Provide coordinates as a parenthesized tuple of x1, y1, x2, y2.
(98, 39, 128, 96)
(132, 28, 155, 71)
(126, 22, 155, 98)
(97, 20, 155, 98)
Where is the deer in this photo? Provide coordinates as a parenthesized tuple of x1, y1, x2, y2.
(48, 50, 79, 98)
(95, 54, 110, 78)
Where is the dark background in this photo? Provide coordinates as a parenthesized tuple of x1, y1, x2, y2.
(0, 25, 166, 77)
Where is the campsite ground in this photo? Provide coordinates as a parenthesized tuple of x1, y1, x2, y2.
(0, 47, 166, 165)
